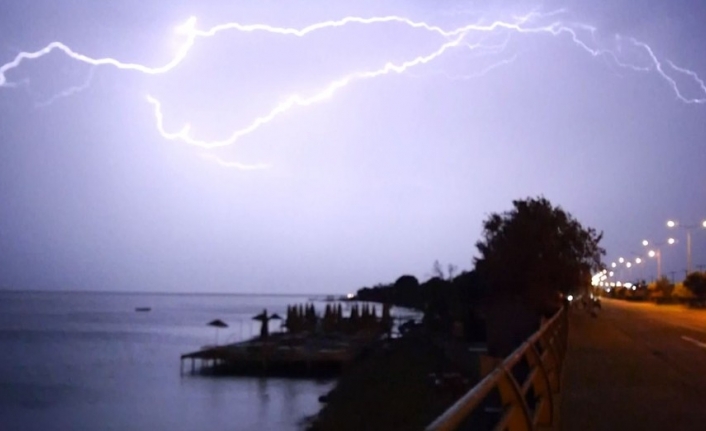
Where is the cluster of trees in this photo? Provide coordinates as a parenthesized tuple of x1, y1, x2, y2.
(608, 272, 706, 305)
(355, 197, 605, 350)
(284, 303, 393, 335)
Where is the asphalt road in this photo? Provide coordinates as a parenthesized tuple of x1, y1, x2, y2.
(560, 298, 706, 431)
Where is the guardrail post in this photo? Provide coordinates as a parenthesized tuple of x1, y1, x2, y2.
(524, 342, 554, 426)
(538, 327, 561, 393)
(425, 306, 569, 431)
(497, 364, 534, 431)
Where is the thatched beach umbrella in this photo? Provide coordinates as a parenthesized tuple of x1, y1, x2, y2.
(207, 319, 228, 345)
(253, 310, 283, 339)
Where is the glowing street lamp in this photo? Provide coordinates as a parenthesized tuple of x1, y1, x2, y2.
(667, 219, 706, 273)
(618, 257, 625, 263)
(642, 240, 649, 246)
(635, 257, 642, 264)
(611, 262, 617, 268)
(643, 238, 676, 279)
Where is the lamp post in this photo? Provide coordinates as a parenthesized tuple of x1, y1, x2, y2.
(643, 238, 676, 280)
(667, 220, 706, 274)
(629, 253, 644, 281)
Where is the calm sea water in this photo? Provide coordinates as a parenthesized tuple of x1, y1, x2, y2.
(0, 291, 338, 431)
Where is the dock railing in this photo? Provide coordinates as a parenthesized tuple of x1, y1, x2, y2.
(426, 306, 568, 431)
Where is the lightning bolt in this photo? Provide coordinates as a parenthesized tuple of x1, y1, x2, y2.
(1, 10, 705, 169)
(147, 33, 467, 149)
(34, 66, 96, 108)
(410, 54, 519, 82)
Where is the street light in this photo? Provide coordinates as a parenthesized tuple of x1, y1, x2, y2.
(642, 240, 649, 246)
(635, 257, 642, 264)
(618, 257, 625, 263)
(667, 219, 706, 274)
(611, 262, 617, 268)
(643, 238, 676, 280)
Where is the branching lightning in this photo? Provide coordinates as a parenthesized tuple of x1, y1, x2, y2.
(147, 33, 467, 149)
(35, 67, 96, 108)
(1, 9, 705, 169)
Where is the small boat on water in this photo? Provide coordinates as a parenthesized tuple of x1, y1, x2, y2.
(135, 307, 152, 312)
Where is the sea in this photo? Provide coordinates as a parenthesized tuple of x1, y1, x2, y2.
(0, 291, 352, 431)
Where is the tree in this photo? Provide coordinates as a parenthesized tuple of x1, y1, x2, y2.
(447, 263, 458, 280)
(474, 197, 604, 313)
(653, 276, 674, 300)
(431, 260, 444, 279)
(393, 275, 420, 307)
(684, 272, 706, 298)
(673, 283, 695, 300)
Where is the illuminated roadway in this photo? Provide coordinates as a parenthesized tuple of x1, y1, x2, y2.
(561, 298, 706, 431)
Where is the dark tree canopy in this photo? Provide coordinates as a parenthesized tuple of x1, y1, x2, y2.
(394, 275, 419, 291)
(474, 196, 604, 310)
(684, 272, 706, 298)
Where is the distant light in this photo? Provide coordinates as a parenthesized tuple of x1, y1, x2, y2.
(632, 286, 637, 291)
(617, 281, 622, 287)
(619, 257, 625, 263)
(626, 262, 632, 268)
(609, 271, 614, 277)
(642, 240, 649, 246)
(624, 282, 633, 288)
(611, 262, 617, 268)
(667, 220, 676, 228)
(610, 282, 616, 287)
(607, 288, 611, 293)
(648, 250, 656, 258)
(346, 293, 355, 299)
(668, 238, 676, 245)
(702, 220, 706, 228)
(567, 295, 574, 302)
(603, 269, 608, 274)
(635, 258, 642, 264)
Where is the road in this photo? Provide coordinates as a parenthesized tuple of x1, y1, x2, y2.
(560, 298, 706, 431)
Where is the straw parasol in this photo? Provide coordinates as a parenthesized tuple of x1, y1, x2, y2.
(207, 319, 228, 345)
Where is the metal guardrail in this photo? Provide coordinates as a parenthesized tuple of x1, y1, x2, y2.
(426, 307, 568, 431)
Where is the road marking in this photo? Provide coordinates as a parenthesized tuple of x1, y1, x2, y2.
(681, 336, 706, 349)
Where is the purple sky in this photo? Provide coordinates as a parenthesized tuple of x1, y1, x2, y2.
(0, 0, 705, 293)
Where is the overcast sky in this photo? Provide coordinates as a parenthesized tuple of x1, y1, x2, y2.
(0, 0, 704, 293)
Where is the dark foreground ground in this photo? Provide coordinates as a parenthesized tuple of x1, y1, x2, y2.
(309, 332, 481, 431)
(561, 299, 706, 430)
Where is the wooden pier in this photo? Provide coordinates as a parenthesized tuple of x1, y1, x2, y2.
(181, 303, 395, 377)
(181, 333, 360, 377)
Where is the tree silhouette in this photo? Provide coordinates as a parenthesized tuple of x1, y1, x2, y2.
(684, 272, 706, 298)
(475, 196, 604, 312)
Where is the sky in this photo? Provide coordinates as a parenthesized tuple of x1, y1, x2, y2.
(0, 0, 705, 293)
